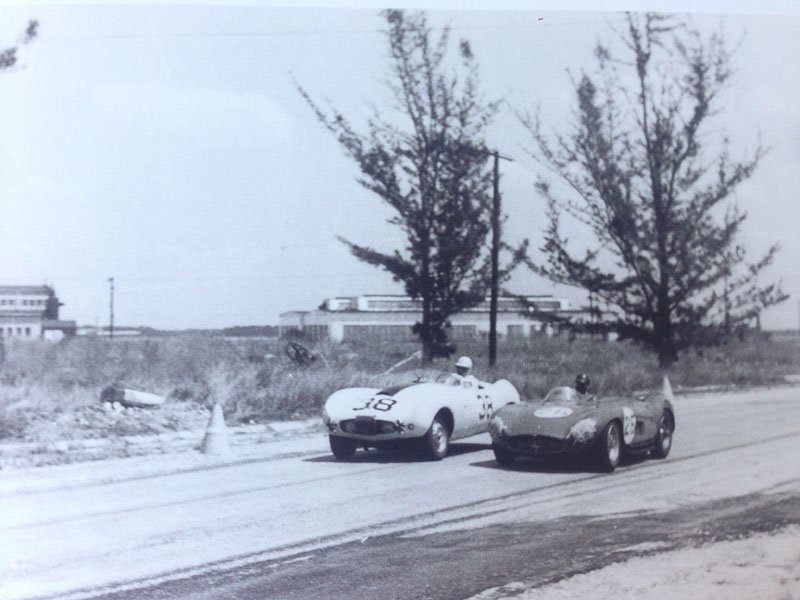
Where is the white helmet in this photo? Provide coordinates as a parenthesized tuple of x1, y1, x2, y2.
(455, 356, 473, 370)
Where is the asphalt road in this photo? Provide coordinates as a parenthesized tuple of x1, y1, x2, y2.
(2, 386, 799, 600)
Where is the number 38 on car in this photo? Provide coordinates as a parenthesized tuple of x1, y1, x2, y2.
(323, 376, 520, 460)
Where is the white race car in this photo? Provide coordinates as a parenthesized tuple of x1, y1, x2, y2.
(323, 375, 520, 460)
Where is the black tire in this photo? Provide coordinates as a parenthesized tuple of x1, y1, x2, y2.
(492, 443, 517, 466)
(421, 416, 450, 461)
(651, 411, 674, 459)
(596, 421, 622, 472)
(329, 435, 357, 460)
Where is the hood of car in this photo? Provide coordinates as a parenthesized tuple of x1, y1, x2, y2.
(323, 381, 459, 421)
(376, 382, 416, 396)
(489, 400, 602, 441)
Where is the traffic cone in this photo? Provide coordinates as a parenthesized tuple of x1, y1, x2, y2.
(200, 403, 231, 458)
(662, 376, 675, 401)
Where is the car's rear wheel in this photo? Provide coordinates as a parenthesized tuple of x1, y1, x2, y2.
(596, 421, 621, 472)
(329, 435, 357, 460)
(492, 443, 517, 466)
(651, 411, 674, 459)
(421, 416, 450, 461)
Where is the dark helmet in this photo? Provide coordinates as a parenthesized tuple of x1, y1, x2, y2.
(575, 373, 590, 393)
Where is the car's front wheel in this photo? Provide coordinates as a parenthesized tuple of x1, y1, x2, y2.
(596, 421, 621, 472)
(492, 443, 517, 466)
(421, 416, 450, 461)
(329, 435, 357, 460)
(651, 411, 674, 459)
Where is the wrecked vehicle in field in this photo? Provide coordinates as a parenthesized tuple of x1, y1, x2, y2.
(323, 375, 520, 461)
(489, 385, 675, 472)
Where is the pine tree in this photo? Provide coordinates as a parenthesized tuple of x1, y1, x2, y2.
(300, 10, 525, 360)
(524, 13, 785, 368)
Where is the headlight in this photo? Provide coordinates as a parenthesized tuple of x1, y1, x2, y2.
(488, 415, 507, 438)
(569, 418, 597, 444)
(322, 408, 338, 432)
(378, 421, 398, 434)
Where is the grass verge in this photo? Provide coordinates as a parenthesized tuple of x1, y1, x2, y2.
(1, 332, 798, 442)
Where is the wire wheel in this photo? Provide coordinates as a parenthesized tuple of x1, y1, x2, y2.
(652, 411, 674, 459)
(329, 435, 357, 460)
(492, 443, 517, 466)
(597, 421, 621, 472)
(422, 417, 450, 461)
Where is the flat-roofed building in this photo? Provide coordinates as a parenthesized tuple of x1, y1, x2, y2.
(0, 285, 77, 341)
(279, 294, 584, 342)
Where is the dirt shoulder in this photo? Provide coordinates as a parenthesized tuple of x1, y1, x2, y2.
(0, 406, 326, 472)
(470, 525, 800, 600)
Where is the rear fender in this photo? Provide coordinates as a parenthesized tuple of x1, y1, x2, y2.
(489, 379, 521, 406)
(392, 382, 461, 429)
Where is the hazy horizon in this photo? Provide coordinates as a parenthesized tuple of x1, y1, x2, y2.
(2, 1, 798, 331)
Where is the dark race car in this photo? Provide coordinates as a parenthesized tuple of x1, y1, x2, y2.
(488, 381, 675, 472)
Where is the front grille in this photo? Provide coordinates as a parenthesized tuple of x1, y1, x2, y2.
(340, 418, 399, 436)
(508, 435, 567, 454)
(355, 416, 376, 435)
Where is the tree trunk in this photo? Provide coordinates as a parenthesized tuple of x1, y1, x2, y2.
(654, 295, 677, 369)
(420, 294, 433, 362)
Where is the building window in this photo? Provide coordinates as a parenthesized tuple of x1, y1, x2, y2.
(452, 325, 477, 339)
(507, 324, 525, 338)
(16, 327, 22, 335)
(305, 324, 329, 340)
(25, 327, 31, 336)
(366, 299, 420, 310)
(530, 300, 562, 311)
(342, 324, 414, 341)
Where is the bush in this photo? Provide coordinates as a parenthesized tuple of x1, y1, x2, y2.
(1, 332, 798, 441)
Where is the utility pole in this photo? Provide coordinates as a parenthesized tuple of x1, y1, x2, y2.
(108, 277, 114, 340)
(488, 150, 513, 367)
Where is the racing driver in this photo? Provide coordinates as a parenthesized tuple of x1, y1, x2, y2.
(447, 356, 479, 389)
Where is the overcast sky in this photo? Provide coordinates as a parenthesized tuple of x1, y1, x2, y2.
(1, 1, 798, 330)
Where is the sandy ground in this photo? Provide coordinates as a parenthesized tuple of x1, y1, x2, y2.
(470, 525, 800, 600)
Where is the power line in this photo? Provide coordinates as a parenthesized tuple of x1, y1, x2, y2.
(34, 16, 606, 43)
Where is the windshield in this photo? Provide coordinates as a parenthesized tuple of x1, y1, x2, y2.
(543, 386, 581, 404)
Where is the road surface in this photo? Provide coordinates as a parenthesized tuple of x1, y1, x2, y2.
(2, 386, 799, 600)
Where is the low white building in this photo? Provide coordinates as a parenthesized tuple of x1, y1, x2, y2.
(0, 285, 77, 341)
(279, 294, 583, 342)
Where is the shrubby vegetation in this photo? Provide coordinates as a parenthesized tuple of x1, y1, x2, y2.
(524, 13, 786, 367)
(0, 332, 798, 441)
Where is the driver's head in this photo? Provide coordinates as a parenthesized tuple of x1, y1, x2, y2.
(455, 356, 473, 376)
(575, 373, 590, 394)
